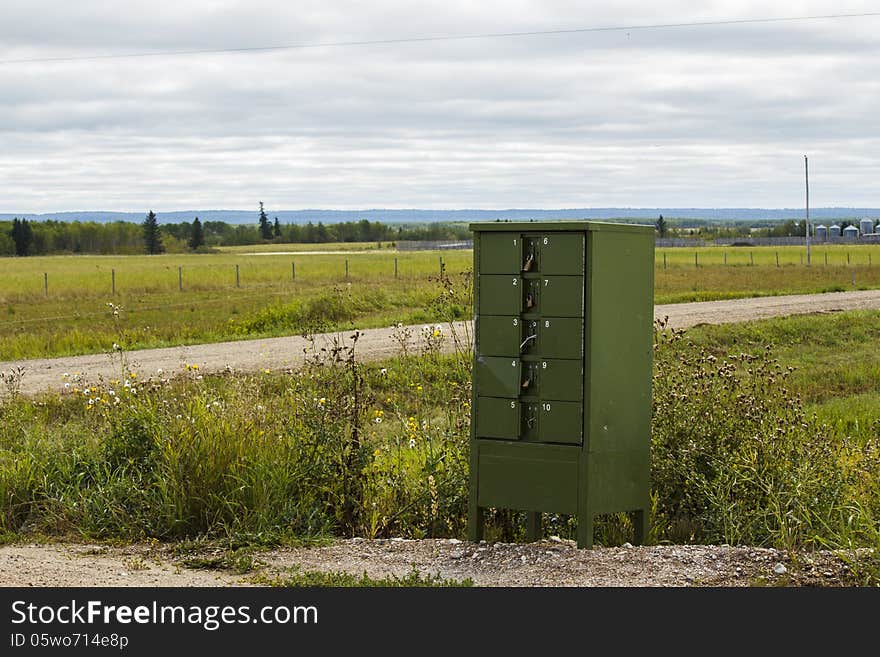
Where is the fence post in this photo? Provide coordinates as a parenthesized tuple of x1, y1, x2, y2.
(694, 252, 698, 268)
(112, 269, 116, 295)
(291, 261, 295, 281)
(776, 252, 779, 267)
(825, 252, 828, 266)
(663, 253, 667, 269)
(178, 266, 183, 292)
(723, 252, 727, 266)
(750, 252, 754, 266)
(394, 257, 398, 278)
(345, 259, 349, 281)
(236, 264, 240, 288)
(44, 272, 48, 297)
(847, 252, 851, 265)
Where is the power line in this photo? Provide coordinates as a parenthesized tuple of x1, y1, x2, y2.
(1, 12, 878, 66)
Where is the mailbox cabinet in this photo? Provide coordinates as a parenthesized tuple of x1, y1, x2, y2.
(468, 221, 654, 548)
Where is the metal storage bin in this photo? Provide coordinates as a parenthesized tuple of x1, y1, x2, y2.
(468, 222, 654, 548)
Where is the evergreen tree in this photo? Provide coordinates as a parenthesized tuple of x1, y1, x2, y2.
(655, 214, 667, 238)
(273, 216, 281, 238)
(189, 217, 205, 250)
(258, 202, 272, 240)
(142, 210, 164, 254)
(10, 217, 34, 256)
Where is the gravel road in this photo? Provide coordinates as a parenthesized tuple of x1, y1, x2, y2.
(2, 289, 879, 397)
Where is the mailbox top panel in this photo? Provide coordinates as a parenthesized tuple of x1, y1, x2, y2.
(470, 220, 653, 234)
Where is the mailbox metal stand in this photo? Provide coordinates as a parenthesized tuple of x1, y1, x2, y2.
(468, 221, 654, 548)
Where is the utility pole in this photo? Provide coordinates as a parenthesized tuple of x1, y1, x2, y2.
(805, 155, 811, 266)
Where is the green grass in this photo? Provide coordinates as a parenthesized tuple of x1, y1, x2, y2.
(654, 245, 880, 303)
(0, 250, 471, 360)
(656, 244, 879, 268)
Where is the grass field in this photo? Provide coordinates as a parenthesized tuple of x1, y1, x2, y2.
(0, 249, 471, 360)
(1, 243, 879, 360)
(654, 244, 880, 303)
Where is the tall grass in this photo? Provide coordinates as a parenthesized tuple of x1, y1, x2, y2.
(0, 303, 877, 575)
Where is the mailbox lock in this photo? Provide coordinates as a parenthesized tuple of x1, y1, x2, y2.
(519, 334, 537, 350)
(525, 293, 535, 310)
(522, 253, 535, 272)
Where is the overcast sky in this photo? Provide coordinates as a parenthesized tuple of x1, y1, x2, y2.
(1, 1, 879, 213)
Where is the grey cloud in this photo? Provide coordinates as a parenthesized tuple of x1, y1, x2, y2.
(1, 1, 880, 211)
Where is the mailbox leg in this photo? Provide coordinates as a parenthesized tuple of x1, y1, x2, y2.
(633, 508, 648, 546)
(468, 505, 484, 543)
(576, 510, 594, 549)
(525, 512, 542, 542)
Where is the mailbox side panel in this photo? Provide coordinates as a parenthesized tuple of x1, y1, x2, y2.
(583, 229, 654, 512)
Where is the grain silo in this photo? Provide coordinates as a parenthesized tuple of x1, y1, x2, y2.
(829, 224, 842, 238)
(843, 225, 859, 241)
(814, 224, 828, 241)
(860, 218, 874, 235)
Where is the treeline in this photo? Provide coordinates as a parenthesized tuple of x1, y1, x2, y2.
(1, 217, 471, 256)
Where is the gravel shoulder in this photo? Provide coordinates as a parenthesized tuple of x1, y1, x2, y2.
(0, 539, 864, 587)
(3, 289, 880, 397)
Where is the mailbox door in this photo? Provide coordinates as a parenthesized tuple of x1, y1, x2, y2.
(534, 359, 583, 402)
(538, 400, 583, 445)
(479, 232, 522, 274)
(475, 356, 522, 398)
(477, 316, 522, 357)
(476, 397, 521, 439)
(478, 275, 522, 315)
(536, 276, 584, 317)
(536, 317, 583, 359)
(537, 233, 585, 275)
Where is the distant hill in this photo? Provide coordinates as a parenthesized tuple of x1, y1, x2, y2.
(1, 208, 877, 225)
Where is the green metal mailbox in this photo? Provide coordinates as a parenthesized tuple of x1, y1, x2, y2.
(468, 221, 654, 548)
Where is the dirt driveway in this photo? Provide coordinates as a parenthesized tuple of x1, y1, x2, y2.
(3, 289, 880, 397)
